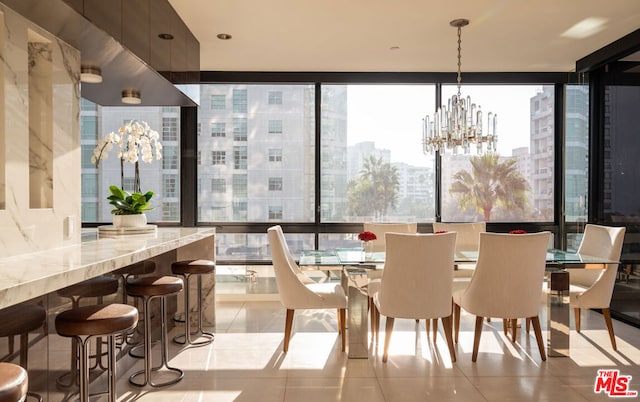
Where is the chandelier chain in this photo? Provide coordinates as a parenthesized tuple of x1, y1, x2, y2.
(456, 24, 462, 99)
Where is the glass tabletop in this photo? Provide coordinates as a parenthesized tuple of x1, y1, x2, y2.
(299, 248, 617, 267)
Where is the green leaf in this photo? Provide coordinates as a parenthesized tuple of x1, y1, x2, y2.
(109, 185, 126, 200)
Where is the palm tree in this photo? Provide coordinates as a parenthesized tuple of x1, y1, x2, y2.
(347, 155, 399, 219)
(449, 154, 530, 221)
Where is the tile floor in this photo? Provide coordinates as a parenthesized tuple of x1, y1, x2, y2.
(101, 301, 640, 402)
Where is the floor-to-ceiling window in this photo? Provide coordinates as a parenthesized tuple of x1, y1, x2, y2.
(80, 100, 181, 223)
(440, 84, 555, 223)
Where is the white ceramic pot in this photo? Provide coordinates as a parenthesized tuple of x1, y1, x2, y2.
(113, 214, 147, 228)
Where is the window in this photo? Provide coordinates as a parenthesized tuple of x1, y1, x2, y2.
(268, 120, 283, 134)
(211, 95, 225, 110)
(81, 173, 97, 196)
(564, 85, 589, 223)
(232, 174, 247, 197)
(211, 178, 226, 193)
(163, 174, 178, 197)
(233, 118, 247, 141)
(268, 148, 282, 162)
(268, 177, 283, 191)
(81, 98, 97, 112)
(162, 117, 178, 141)
(81, 116, 97, 140)
(233, 89, 247, 113)
(82, 202, 98, 222)
(80, 103, 180, 224)
(234, 146, 247, 169)
(197, 84, 315, 223)
(162, 202, 179, 221)
(163, 146, 178, 169)
(122, 177, 136, 192)
(232, 201, 247, 220)
(212, 151, 226, 165)
(440, 84, 554, 222)
(211, 123, 226, 137)
(268, 206, 283, 219)
(81, 145, 96, 168)
(268, 91, 283, 105)
(211, 206, 227, 220)
(320, 85, 435, 223)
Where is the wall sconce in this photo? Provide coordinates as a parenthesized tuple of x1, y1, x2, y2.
(121, 89, 141, 105)
(80, 66, 102, 83)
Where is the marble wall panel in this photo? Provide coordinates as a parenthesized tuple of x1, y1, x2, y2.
(0, 3, 81, 257)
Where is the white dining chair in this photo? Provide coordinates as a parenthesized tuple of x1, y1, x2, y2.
(453, 231, 551, 362)
(570, 224, 626, 350)
(362, 222, 418, 336)
(267, 225, 347, 352)
(372, 232, 457, 363)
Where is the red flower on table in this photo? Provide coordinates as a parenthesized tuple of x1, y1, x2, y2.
(434, 230, 448, 234)
(509, 229, 528, 234)
(358, 231, 377, 242)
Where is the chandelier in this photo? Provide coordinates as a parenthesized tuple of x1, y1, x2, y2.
(423, 19, 497, 155)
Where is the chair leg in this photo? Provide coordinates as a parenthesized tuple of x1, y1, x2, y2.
(530, 316, 546, 361)
(526, 318, 531, 334)
(503, 319, 508, 336)
(382, 317, 395, 363)
(454, 303, 461, 344)
(602, 308, 617, 351)
(510, 319, 517, 343)
(431, 319, 437, 342)
(372, 303, 380, 345)
(472, 316, 484, 362)
(574, 308, 581, 333)
(426, 318, 430, 336)
(283, 309, 294, 353)
(337, 309, 342, 335)
(441, 315, 456, 362)
(369, 297, 375, 336)
(339, 308, 347, 352)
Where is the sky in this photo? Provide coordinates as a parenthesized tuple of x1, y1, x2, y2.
(346, 84, 546, 167)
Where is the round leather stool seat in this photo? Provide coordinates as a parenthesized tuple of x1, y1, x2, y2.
(0, 304, 46, 338)
(171, 260, 215, 275)
(56, 304, 138, 337)
(126, 276, 183, 297)
(58, 276, 119, 299)
(0, 362, 28, 402)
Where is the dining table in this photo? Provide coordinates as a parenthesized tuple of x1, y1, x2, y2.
(299, 247, 618, 359)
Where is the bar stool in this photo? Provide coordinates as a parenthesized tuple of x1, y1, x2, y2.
(55, 303, 138, 402)
(125, 276, 184, 387)
(0, 304, 46, 402)
(114, 261, 156, 352)
(171, 260, 215, 346)
(0, 362, 28, 402)
(56, 276, 119, 387)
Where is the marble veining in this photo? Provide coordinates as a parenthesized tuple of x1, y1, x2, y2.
(0, 3, 80, 257)
(0, 227, 215, 309)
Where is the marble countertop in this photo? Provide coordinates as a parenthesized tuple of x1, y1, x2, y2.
(0, 227, 215, 310)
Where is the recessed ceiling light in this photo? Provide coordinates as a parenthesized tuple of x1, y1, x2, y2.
(158, 33, 174, 40)
(121, 89, 141, 105)
(217, 33, 232, 40)
(80, 66, 102, 83)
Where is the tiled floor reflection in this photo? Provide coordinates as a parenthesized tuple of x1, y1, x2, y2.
(102, 301, 640, 401)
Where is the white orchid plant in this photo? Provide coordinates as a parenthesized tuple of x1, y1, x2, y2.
(91, 120, 163, 214)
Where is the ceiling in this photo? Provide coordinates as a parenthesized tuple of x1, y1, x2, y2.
(169, 0, 640, 73)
